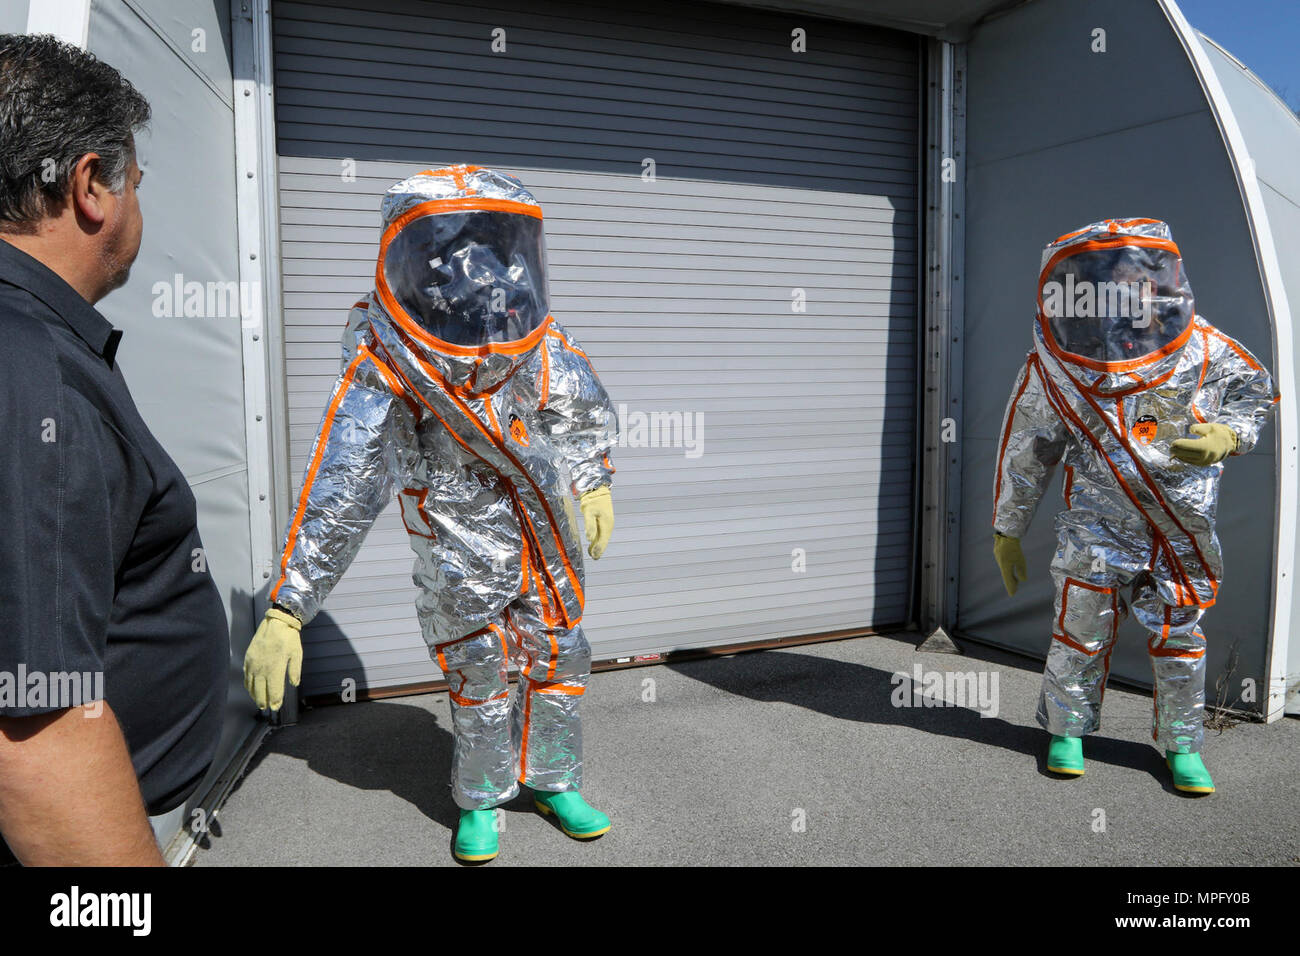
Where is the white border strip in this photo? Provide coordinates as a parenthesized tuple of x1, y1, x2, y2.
(26, 0, 91, 47)
(1159, 0, 1296, 722)
(231, 4, 283, 619)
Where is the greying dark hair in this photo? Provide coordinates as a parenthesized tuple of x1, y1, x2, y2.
(0, 34, 150, 229)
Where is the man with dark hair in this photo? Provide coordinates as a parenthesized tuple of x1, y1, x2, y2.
(0, 34, 229, 865)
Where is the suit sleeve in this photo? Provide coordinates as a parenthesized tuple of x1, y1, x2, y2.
(992, 354, 1068, 538)
(1200, 328, 1278, 456)
(536, 322, 617, 497)
(269, 344, 418, 624)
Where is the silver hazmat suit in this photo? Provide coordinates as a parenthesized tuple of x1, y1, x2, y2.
(992, 218, 1277, 753)
(270, 165, 617, 808)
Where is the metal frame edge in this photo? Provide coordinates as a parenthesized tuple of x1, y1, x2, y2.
(1158, 0, 1297, 721)
(231, 1, 294, 716)
(919, 38, 966, 636)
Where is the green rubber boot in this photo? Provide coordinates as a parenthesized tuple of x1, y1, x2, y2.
(454, 808, 500, 862)
(1167, 751, 1215, 794)
(1046, 735, 1085, 775)
(533, 790, 611, 839)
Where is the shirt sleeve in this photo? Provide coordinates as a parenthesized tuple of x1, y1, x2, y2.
(536, 322, 617, 497)
(268, 343, 418, 624)
(1199, 326, 1278, 456)
(0, 322, 115, 716)
(992, 352, 1068, 538)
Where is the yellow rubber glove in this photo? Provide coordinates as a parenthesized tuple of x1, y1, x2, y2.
(1170, 422, 1239, 465)
(578, 486, 614, 560)
(243, 607, 303, 712)
(993, 533, 1028, 597)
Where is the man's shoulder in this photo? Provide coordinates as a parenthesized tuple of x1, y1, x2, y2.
(0, 278, 57, 324)
(0, 284, 63, 381)
(0, 286, 120, 433)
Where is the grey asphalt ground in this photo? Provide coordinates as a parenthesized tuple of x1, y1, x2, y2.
(192, 631, 1300, 866)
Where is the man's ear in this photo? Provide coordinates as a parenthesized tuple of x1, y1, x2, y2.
(69, 153, 109, 226)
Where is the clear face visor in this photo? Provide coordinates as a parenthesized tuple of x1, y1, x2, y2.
(381, 209, 549, 348)
(1041, 246, 1193, 366)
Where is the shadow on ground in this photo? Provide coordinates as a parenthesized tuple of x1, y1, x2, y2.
(666, 644, 1180, 791)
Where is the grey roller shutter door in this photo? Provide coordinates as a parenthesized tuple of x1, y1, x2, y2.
(273, 0, 919, 695)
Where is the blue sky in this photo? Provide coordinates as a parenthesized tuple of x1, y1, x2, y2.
(1176, 0, 1300, 111)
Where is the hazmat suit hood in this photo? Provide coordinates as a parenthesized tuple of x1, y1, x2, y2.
(1036, 218, 1195, 376)
(372, 164, 553, 392)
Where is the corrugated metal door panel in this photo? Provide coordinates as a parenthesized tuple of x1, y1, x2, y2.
(273, 0, 919, 695)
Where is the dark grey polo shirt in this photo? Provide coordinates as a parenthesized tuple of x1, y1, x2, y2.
(0, 239, 228, 823)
